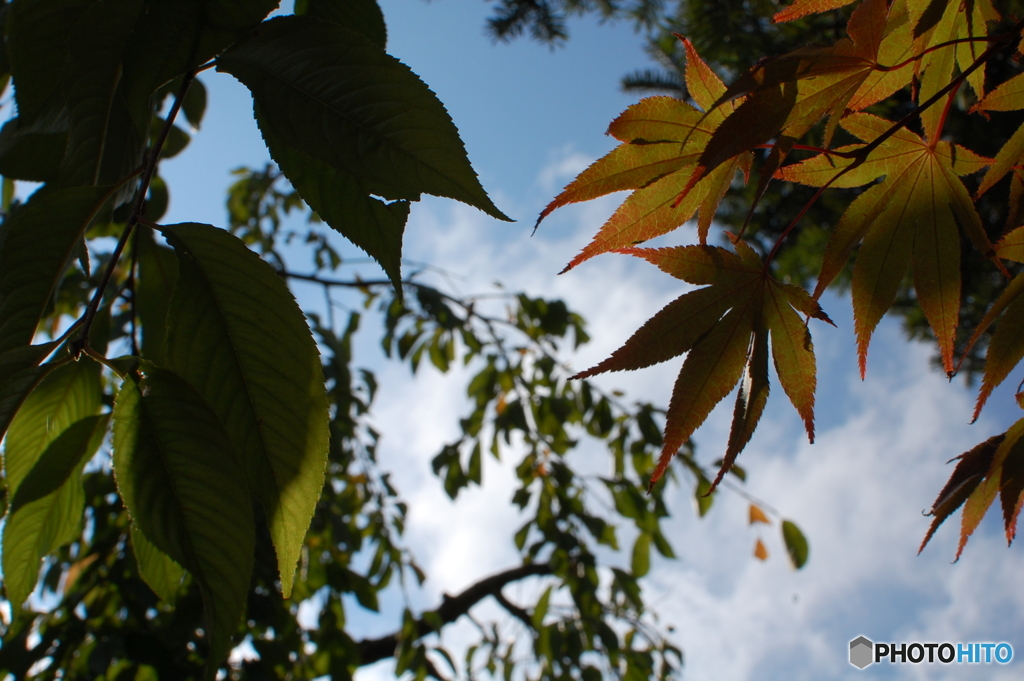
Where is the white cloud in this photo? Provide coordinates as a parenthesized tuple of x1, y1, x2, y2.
(350, 152, 1024, 681)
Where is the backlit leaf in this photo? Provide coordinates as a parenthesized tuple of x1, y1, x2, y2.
(920, 433, 1004, 554)
(749, 504, 771, 525)
(543, 42, 749, 263)
(773, 0, 857, 23)
(0, 342, 60, 442)
(971, 270, 1024, 420)
(781, 112, 991, 375)
(753, 538, 769, 561)
(2, 359, 102, 608)
(578, 244, 825, 490)
(217, 16, 508, 220)
(782, 520, 809, 568)
(162, 222, 329, 598)
(130, 523, 185, 605)
(3, 414, 107, 609)
(113, 368, 254, 675)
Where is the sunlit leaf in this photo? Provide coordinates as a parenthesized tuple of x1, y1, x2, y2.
(130, 523, 186, 605)
(753, 538, 769, 560)
(920, 433, 1002, 553)
(780, 112, 991, 376)
(3, 414, 107, 609)
(772, 0, 857, 23)
(162, 222, 329, 598)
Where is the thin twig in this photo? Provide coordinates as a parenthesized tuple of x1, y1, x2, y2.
(74, 71, 196, 355)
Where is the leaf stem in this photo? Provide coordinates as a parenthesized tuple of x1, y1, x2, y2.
(74, 71, 195, 356)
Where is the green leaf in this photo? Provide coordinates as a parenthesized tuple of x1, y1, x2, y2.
(130, 523, 186, 605)
(3, 414, 107, 609)
(0, 342, 60, 442)
(120, 0, 278, 119)
(136, 230, 179, 365)
(0, 115, 67, 182)
(255, 106, 409, 289)
(9, 414, 108, 512)
(0, 186, 112, 354)
(112, 367, 254, 676)
(182, 77, 208, 130)
(58, 0, 146, 195)
(6, 0, 92, 126)
(532, 585, 552, 629)
(3, 359, 102, 498)
(1, 359, 102, 608)
(217, 16, 508, 220)
(781, 520, 809, 569)
(161, 222, 329, 598)
(631, 532, 652, 577)
(296, 0, 387, 48)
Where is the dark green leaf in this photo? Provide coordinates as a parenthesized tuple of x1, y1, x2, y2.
(136, 229, 178, 365)
(6, 0, 91, 126)
(217, 16, 508, 220)
(296, 0, 387, 48)
(0, 342, 60, 442)
(256, 106, 408, 289)
(0, 116, 67, 182)
(58, 0, 145, 197)
(0, 186, 111, 354)
(161, 222, 329, 598)
(120, 0, 278, 117)
(112, 367, 254, 676)
(182, 77, 208, 130)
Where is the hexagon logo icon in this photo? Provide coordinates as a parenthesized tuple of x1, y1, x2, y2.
(850, 636, 874, 669)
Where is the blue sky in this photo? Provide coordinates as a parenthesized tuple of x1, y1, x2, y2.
(61, 1, 1024, 679)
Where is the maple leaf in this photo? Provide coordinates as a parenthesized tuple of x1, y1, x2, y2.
(973, 72, 1024, 199)
(772, 0, 858, 24)
(921, 418, 1024, 559)
(777, 112, 992, 376)
(701, 0, 889, 172)
(536, 40, 750, 269)
(573, 240, 831, 491)
(911, 0, 999, 139)
(963, 228, 1024, 420)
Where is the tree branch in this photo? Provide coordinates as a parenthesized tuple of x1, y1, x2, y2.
(355, 562, 552, 666)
